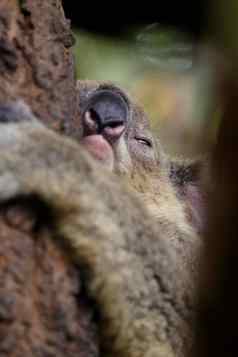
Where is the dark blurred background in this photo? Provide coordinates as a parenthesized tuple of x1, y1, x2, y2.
(63, 1, 206, 39)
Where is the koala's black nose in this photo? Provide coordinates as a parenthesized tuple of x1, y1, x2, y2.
(83, 90, 128, 141)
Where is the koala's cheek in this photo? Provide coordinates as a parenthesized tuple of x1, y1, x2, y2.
(113, 137, 132, 174)
(128, 141, 157, 171)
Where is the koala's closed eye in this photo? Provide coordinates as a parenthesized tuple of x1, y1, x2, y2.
(134, 136, 153, 148)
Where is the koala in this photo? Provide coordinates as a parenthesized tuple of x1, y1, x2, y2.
(0, 100, 202, 357)
(76, 80, 205, 236)
(77, 80, 163, 174)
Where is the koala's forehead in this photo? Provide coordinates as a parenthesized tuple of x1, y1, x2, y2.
(132, 105, 150, 127)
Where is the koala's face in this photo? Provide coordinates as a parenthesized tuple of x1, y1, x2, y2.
(77, 81, 161, 174)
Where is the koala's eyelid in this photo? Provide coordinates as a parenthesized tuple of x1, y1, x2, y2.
(134, 136, 153, 148)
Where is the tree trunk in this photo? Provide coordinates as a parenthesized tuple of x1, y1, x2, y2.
(0, 0, 79, 135)
(0, 1, 99, 356)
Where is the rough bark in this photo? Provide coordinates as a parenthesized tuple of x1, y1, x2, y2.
(0, 201, 98, 357)
(0, 0, 80, 135)
(0, 1, 99, 356)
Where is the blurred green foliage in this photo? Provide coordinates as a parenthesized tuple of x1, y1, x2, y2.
(73, 30, 136, 88)
(73, 26, 218, 156)
(73, 25, 194, 87)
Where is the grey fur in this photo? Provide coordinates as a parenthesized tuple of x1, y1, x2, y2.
(0, 100, 202, 357)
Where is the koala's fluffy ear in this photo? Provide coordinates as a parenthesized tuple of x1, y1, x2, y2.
(170, 158, 207, 235)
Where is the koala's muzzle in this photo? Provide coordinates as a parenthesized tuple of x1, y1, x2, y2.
(82, 90, 128, 143)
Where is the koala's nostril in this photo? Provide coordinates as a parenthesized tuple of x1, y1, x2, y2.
(83, 90, 128, 138)
(84, 109, 100, 133)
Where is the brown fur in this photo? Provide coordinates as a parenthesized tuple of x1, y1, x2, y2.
(0, 101, 202, 357)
